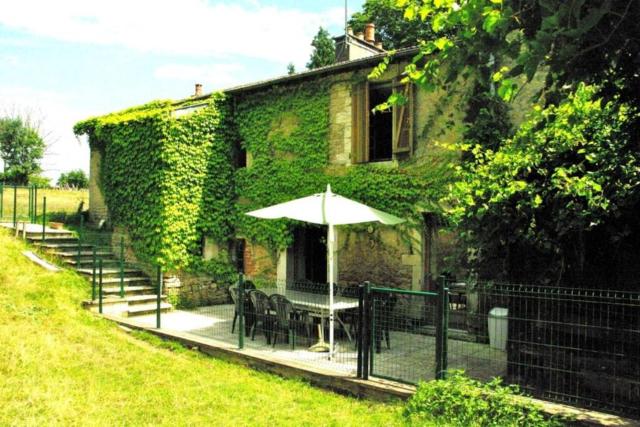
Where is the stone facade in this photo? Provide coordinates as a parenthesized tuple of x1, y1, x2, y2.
(165, 273, 231, 309)
(89, 146, 109, 225)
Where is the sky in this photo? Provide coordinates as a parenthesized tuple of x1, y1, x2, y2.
(0, 0, 364, 182)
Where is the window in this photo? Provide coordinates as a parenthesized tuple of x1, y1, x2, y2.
(351, 78, 413, 163)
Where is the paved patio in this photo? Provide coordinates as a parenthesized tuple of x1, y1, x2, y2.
(132, 304, 507, 384)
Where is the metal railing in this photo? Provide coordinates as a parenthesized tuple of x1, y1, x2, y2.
(0, 183, 40, 226)
(443, 278, 640, 417)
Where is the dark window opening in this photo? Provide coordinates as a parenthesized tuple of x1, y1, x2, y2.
(235, 141, 247, 168)
(293, 226, 327, 284)
(232, 238, 246, 273)
(368, 84, 393, 162)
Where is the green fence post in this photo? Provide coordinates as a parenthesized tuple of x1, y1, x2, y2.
(156, 265, 162, 329)
(91, 246, 97, 300)
(119, 237, 125, 298)
(98, 259, 104, 314)
(33, 186, 37, 223)
(435, 276, 449, 380)
(0, 182, 3, 220)
(41, 196, 47, 242)
(77, 214, 84, 267)
(27, 185, 31, 223)
(13, 184, 17, 228)
(368, 282, 375, 376)
(238, 273, 245, 349)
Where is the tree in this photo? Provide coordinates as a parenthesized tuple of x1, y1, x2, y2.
(380, 1, 639, 104)
(57, 169, 89, 189)
(349, 0, 435, 49)
(447, 84, 639, 285)
(371, 1, 640, 285)
(306, 27, 336, 69)
(286, 62, 296, 75)
(0, 116, 45, 185)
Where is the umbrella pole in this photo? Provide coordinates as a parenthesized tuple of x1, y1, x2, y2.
(328, 223, 335, 360)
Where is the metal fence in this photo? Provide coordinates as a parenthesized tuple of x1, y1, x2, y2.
(0, 183, 40, 225)
(83, 245, 640, 418)
(444, 279, 640, 417)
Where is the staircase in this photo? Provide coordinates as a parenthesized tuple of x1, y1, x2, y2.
(26, 227, 172, 317)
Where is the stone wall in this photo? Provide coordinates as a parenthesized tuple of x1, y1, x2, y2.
(88, 146, 109, 225)
(243, 240, 277, 280)
(328, 79, 353, 165)
(165, 272, 231, 309)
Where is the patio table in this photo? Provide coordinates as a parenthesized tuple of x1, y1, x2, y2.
(261, 287, 359, 347)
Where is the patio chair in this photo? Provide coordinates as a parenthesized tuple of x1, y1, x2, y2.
(229, 281, 257, 335)
(269, 294, 311, 349)
(374, 292, 398, 353)
(248, 290, 274, 344)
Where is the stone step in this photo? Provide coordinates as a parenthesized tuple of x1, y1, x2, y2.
(101, 285, 155, 295)
(34, 242, 94, 249)
(100, 277, 152, 285)
(124, 294, 168, 305)
(27, 236, 79, 243)
(56, 251, 113, 258)
(77, 268, 146, 279)
(64, 258, 120, 267)
(126, 302, 172, 317)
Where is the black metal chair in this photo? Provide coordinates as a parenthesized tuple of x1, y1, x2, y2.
(269, 294, 310, 349)
(248, 290, 273, 344)
(229, 281, 256, 335)
(374, 292, 398, 353)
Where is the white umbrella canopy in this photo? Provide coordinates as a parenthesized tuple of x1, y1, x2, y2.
(246, 184, 405, 358)
(246, 185, 405, 226)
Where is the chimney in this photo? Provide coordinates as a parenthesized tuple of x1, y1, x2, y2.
(194, 83, 203, 97)
(355, 31, 364, 40)
(347, 26, 354, 36)
(364, 23, 375, 44)
(375, 41, 383, 50)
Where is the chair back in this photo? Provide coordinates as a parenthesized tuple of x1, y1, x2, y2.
(269, 294, 295, 328)
(249, 290, 271, 315)
(244, 280, 257, 291)
(229, 285, 239, 307)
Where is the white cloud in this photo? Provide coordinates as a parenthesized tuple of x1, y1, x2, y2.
(0, 86, 90, 182)
(154, 63, 246, 89)
(0, 0, 344, 65)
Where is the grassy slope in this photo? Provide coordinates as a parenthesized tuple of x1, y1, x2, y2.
(0, 230, 402, 426)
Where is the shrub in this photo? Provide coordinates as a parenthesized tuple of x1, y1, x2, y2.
(403, 371, 565, 426)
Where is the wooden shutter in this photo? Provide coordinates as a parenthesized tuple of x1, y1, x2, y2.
(392, 80, 413, 154)
(351, 81, 369, 163)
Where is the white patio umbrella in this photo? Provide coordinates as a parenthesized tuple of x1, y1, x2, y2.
(245, 184, 405, 358)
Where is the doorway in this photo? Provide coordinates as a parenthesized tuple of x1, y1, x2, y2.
(292, 226, 327, 284)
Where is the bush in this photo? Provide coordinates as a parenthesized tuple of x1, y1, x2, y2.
(403, 372, 565, 426)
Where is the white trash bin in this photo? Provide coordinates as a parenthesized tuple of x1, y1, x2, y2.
(488, 307, 508, 350)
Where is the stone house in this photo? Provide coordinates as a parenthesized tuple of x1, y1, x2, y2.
(83, 25, 536, 294)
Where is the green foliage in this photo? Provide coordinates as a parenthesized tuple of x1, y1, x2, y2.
(28, 174, 51, 188)
(446, 84, 639, 282)
(404, 371, 565, 426)
(57, 169, 88, 189)
(286, 62, 296, 75)
(307, 27, 336, 70)
(235, 80, 429, 252)
(0, 116, 45, 185)
(349, 0, 436, 49)
(74, 95, 235, 271)
(387, 1, 639, 104)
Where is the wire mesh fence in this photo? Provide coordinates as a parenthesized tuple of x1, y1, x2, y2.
(368, 286, 440, 384)
(443, 278, 640, 417)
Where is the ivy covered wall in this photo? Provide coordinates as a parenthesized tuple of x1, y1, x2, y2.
(74, 95, 235, 272)
(74, 65, 464, 283)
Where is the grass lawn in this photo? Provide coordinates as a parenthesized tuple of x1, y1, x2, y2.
(0, 187, 88, 222)
(0, 230, 403, 426)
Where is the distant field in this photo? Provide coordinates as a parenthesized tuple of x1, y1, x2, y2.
(0, 186, 88, 221)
